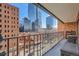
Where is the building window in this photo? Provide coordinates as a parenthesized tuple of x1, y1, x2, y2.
(17, 18, 18, 20)
(8, 35, 9, 37)
(8, 30, 9, 32)
(14, 26, 15, 28)
(4, 11, 6, 13)
(5, 25, 6, 28)
(0, 19, 2, 22)
(14, 17, 15, 19)
(0, 25, 2, 27)
(0, 4, 2, 7)
(4, 5, 6, 8)
(17, 22, 18, 24)
(8, 25, 9, 28)
(5, 30, 6, 32)
(7, 11, 9, 14)
(8, 16, 9, 19)
(12, 34, 13, 37)
(4, 15, 6, 18)
(0, 9, 1, 11)
(14, 9, 15, 11)
(5, 35, 6, 37)
(8, 20, 9, 23)
(4, 20, 6, 23)
(5, 44, 6, 47)
(11, 30, 13, 32)
(7, 6, 9, 9)
(11, 17, 13, 19)
(0, 30, 2, 33)
(0, 14, 2, 17)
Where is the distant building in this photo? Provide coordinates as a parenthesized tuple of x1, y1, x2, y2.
(19, 23, 24, 32)
(28, 4, 42, 32)
(32, 22, 35, 32)
(35, 8, 42, 32)
(46, 16, 53, 29)
(28, 4, 36, 23)
(38, 10, 42, 28)
(23, 17, 31, 32)
(46, 16, 58, 32)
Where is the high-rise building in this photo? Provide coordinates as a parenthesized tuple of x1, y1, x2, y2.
(23, 17, 31, 32)
(28, 4, 36, 32)
(46, 16, 58, 31)
(0, 3, 19, 54)
(46, 16, 53, 29)
(28, 4, 42, 32)
(37, 9, 42, 32)
(32, 21, 36, 32)
(35, 7, 42, 31)
(38, 10, 42, 28)
(28, 4, 36, 23)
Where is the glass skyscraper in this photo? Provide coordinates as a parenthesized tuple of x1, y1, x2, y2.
(28, 4, 36, 23)
(28, 4, 42, 32)
(46, 16, 58, 30)
(24, 17, 31, 32)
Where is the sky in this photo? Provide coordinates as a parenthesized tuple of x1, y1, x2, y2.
(9, 3, 57, 28)
(10, 3, 28, 24)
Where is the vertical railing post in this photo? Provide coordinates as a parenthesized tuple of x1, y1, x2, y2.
(16, 37, 19, 56)
(41, 34, 43, 55)
(42, 34, 44, 55)
(7, 39, 9, 56)
(28, 35, 30, 56)
(23, 36, 25, 56)
(37, 34, 38, 56)
(40, 34, 41, 56)
(33, 35, 35, 56)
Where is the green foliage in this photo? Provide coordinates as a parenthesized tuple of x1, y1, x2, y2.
(0, 51, 6, 56)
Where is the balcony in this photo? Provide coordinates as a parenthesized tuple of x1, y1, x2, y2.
(0, 3, 79, 56)
(0, 32, 64, 56)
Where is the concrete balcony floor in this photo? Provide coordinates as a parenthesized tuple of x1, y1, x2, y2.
(43, 39, 67, 56)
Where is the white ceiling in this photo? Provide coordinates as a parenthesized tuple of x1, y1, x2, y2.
(41, 3, 79, 23)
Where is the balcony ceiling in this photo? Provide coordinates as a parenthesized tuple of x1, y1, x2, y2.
(41, 3, 79, 23)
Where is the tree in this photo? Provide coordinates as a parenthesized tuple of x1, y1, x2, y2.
(0, 51, 6, 56)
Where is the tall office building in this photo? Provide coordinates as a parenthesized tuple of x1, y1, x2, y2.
(0, 3, 19, 54)
(23, 17, 31, 32)
(28, 4, 36, 23)
(37, 10, 42, 32)
(46, 16, 53, 29)
(38, 11, 42, 28)
(46, 16, 58, 31)
(32, 21, 36, 32)
(28, 4, 36, 32)
(35, 7, 42, 31)
(28, 4, 42, 32)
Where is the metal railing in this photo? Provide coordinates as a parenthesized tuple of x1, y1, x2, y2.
(0, 31, 64, 56)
